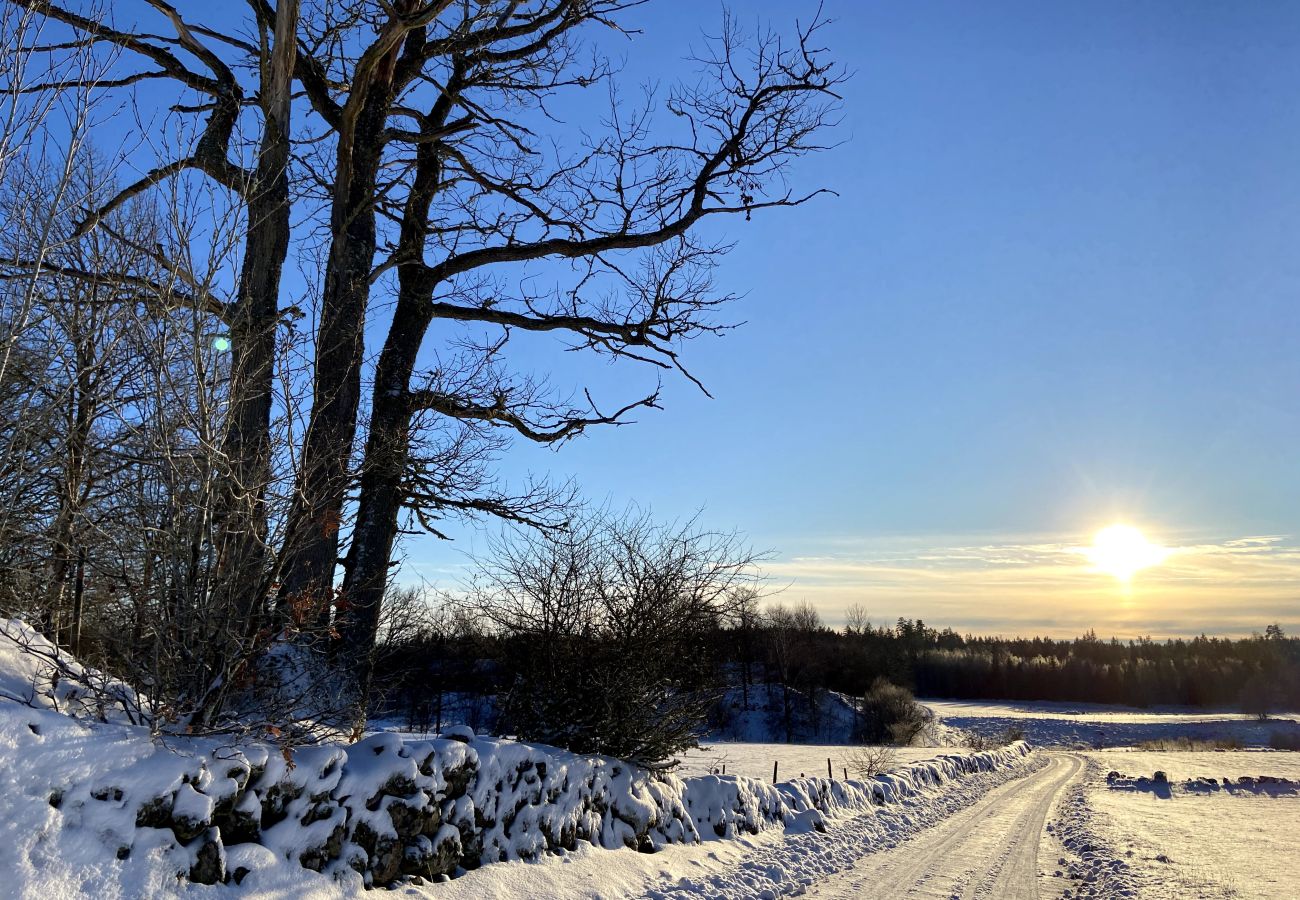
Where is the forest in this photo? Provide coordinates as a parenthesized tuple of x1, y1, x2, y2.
(373, 566, 1300, 751)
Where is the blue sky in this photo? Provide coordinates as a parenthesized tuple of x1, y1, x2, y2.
(402, 1, 1300, 637)
(68, 0, 1299, 636)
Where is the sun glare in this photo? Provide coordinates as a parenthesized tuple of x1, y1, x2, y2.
(1087, 524, 1168, 582)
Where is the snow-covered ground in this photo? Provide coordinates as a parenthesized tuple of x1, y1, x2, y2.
(12, 619, 1294, 900)
(1067, 749, 1300, 900)
(926, 697, 1300, 748)
(807, 754, 1079, 900)
(0, 620, 1039, 899)
(675, 743, 968, 781)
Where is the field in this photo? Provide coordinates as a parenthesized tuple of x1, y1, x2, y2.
(1069, 749, 1300, 900)
(924, 698, 1300, 748)
(674, 742, 967, 780)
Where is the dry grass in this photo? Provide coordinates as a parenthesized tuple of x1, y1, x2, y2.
(1135, 736, 1244, 751)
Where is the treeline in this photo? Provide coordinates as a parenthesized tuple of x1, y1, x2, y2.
(375, 596, 1299, 752)
(794, 618, 1299, 712)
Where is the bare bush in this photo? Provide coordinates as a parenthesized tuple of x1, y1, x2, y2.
(963, 725, 1026, 751)
(842, 744, 897, 779)
(470, 508, 764, 766)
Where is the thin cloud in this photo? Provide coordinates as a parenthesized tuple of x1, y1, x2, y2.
(764, 533, 1299, 638)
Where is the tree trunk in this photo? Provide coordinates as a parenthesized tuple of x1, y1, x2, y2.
(209, 0, 298, 632)
(188, 0, 298, 730)
(331, 80, 453, 718)
(70, 544, 85, 656)
(336, 287, 431, 714)
(277, 79, 396, 625)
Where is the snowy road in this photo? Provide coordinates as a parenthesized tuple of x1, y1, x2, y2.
(806, 753, 1083, 900)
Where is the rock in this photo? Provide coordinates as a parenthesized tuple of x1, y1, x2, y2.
(442, 760, 477, 800)
(215, 791, 261, 844)
(1152, 771, 1167, 784)
(299, 822, 346, 872)
(171, 785, 214, 843)
(442, 726, 475, 743)
(91, 786, 124, 802)
(188, 830, 225, 885)
(369, 835, 404, 885)
(401, 826, 462, 879)
(259, 780, 303, 829)
(366, 772, 418, 810)
(386, 796, 433, 841)
(135, 795, 174, 829)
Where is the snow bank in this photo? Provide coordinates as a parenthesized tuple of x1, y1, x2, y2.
(0, 618, 145, 724)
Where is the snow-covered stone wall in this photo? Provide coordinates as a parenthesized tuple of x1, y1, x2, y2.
(1, 697, 1032, 891)
(0, 620, 1034, 892)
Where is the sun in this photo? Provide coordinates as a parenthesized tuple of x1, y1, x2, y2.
(1087, 524, 1168, 582)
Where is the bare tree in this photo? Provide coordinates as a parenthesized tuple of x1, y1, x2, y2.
(4, 0, 842, 730)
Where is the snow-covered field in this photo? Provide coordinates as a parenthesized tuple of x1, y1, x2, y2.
(675, 743, 967, 781)
(926, 697, 1300, 748)
(1040, 749, 1300, 900)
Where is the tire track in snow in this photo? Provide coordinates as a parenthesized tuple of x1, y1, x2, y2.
(807, 753, 1082, 899)
(640, 752, 1047, 900)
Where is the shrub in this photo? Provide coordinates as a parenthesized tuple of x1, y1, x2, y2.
(842, 744, 897, 778)
(857, 679, 927, 745)
(1136, 736, 1244, 751)
(469, 509, 763, 766)
(1268, 730, 1300, 751)
(963, 726, 1025, 751)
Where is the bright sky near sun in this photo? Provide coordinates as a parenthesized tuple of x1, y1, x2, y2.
(398, 0, 1300, 639)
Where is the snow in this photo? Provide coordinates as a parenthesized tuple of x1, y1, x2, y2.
(0, 619, 146, 725)
(0, 693, 1035, 897)
(675, 743, 968, 781)
(808, 754, 1077, 900)
(926, 697, 1300, 748)
(0, 623, 1043, 899)
(430, 749, 1042, 900)
(1053, 750, 1300, 900)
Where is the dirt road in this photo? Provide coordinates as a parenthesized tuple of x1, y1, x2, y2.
(807, 753, 1082, 899)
